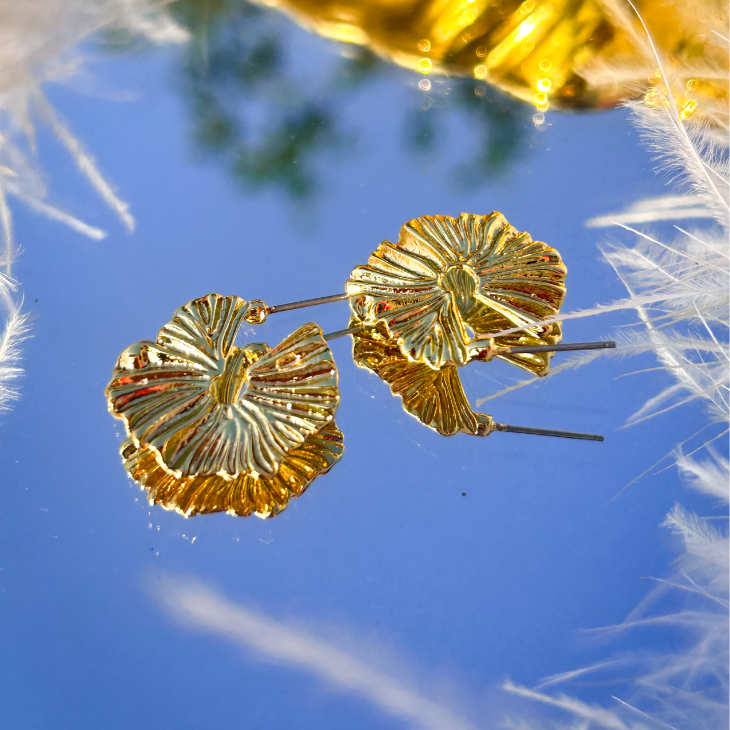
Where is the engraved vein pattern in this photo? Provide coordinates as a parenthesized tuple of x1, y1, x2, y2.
(347, 212, 567, 370)
(106, 294, 340, 479)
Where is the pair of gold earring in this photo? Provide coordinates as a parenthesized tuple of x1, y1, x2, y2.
(106, 212, 614, 520)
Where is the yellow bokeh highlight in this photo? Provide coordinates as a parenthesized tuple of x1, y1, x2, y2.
(418, 38, 431, 52)
(680, 99, 698, 120)
(514, 18, 537, 43)
(418, 58, 433, 73)
(327, 22, 367, 44)
(537, 78, 551, 92)
(514, 0, 536, 21)
(474, 64, 487, 79)
(643, 87, 661, 106)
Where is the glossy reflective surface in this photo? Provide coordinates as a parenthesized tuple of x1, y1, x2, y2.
(106, 293, 343, 517)
(347, 212, 565, 372)
(0, 3, 721, 729)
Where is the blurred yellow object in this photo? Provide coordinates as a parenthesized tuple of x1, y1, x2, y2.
(259, 0, 728, 118)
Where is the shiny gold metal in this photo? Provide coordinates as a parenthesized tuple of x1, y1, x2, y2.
(106, 293, 343, 517)
(244, 213, 615, 372)
(119, 422, 344, 518)
(259, 0, 728, 121)
(351, 319, 494, 436)
(351, 320, 603, 440)
(346, 212, 566, 375)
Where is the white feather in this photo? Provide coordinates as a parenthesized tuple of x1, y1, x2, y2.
(0, 0, 188, 416)
(502, 4, 728, 728)
(0, 295, 30, 414)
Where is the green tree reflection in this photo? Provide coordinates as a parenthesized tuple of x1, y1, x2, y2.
(172, 0, 530, 200)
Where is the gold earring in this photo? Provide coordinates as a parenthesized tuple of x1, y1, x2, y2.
(236, 211, 612, 441)
(345, 212, 604, 439)
(241, 212, 613, 374)
(346, 211, 567, 376)
(105, 293, 343, 518)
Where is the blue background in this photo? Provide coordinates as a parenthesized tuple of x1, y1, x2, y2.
(0, 13, 717, 729)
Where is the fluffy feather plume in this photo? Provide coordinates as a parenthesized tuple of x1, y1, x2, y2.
(504, 453, 728, 729)
(627, 99, 729, 225)
(0, 290, 30, 413)
(501, 5, 728, 728)
(0, 0, 188, 418)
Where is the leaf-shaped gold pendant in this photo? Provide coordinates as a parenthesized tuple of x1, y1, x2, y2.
(347, 213, 566, 374)
(106, 294, 342, 496)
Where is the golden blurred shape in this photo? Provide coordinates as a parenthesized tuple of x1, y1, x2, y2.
(346, 212, 566, 375)
(260, 0, 728, 120)
(106, 293, 343, 517)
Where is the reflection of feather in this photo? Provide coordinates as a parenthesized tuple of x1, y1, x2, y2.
(0, 0, 187, 242)
(586, 194, 720, 226)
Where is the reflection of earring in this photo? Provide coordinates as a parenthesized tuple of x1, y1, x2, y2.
(105, 294, 343, 518)
(348, 321, 602, 441)
(345, 213, 603, 439)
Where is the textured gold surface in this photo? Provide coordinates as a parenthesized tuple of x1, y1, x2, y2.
(243, 299, 269, 325)
(347, 212, 565, 375)
(120, 421, 344, 518)
(260, 0, 727, 118)
(479, 321, 563, 376)
(106, 294, 340, 480)
(351, 320, 494, 437)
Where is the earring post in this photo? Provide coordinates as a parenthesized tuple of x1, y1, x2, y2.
(264, 295, 615, 358)
(268, 293, 348, 315)
(324, 325, 617, 357)
(502, 340, 615, 355)
(494, 423, 604, 441)
(323, 326, 362, 342)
